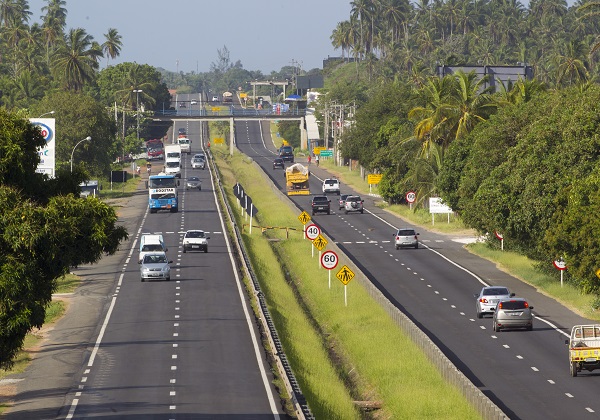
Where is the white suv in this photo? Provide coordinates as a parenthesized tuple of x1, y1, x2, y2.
(322, 178, 340, 195)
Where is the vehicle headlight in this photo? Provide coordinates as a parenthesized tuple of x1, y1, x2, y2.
(162, 266, 170, 272)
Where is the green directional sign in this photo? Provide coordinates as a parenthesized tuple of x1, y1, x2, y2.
(320, 150, 333, 157)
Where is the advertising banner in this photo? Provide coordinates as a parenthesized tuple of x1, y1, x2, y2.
(29, 118, 56, 177)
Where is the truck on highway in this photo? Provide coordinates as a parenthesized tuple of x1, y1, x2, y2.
(164, 144, 182, 178)
(222, 91, 233, 103)
(285, 163, 310, 196)
(566, 324, 600, 377)
(145, 139, 164, 161)
(146, 173, 179, 213)
(177, 136, 191, 154)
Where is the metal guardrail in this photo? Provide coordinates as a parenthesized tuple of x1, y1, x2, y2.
(207, 150, 314, 419)
(154, 107, 306, 118)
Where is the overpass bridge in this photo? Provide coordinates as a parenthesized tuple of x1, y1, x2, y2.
(152, 106, 310, 152)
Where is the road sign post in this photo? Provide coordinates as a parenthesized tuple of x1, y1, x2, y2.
(406, 191, 416, 210)
(321, 250, 339, 289)
(336, 265, 355, 306)
(553, 258, 567, 287)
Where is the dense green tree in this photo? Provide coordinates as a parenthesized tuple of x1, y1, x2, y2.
(51, 27, 100, 91)
(0, 110, 127, 370)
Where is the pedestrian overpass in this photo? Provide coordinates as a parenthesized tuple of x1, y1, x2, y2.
(152, 107, 310, 151)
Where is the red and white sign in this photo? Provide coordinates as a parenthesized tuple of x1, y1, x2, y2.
(494, 231, 503, 240)
(553, 260, 567, 271)
(305, 223, 321, 240)
(406, 191, 416, 204)
(321, 250, 339, 270)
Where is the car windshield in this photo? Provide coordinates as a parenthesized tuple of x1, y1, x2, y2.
(483, 287, 510, 296)
(144, 254, 167, 264)
(186, 231, 205, 238)
(499, 300, 527, 310)
(397, 229, 415, 236)
(166, 161, 179, 168)
(313, 197, 328, 203)
(188, 177, 199, 182)
(142, 244, 163, 252)
(347, 196, 361, 202)
(325, 180, 337, 185)
(193, 158, 203, 163)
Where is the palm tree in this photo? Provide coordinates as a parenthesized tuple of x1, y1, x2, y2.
(102, 27, 122, 67)
(552, 39, 589, 86)
(51, 27, 98, 91)
(0, 0, 30, 28)
(577, 0, 600, 56)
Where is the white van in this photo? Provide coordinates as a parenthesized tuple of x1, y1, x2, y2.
(139, 234, 167, 263)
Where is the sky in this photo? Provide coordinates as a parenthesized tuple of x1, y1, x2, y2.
(26, 0, 353, 74)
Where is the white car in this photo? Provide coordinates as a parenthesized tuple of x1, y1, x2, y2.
(182, 230, 210, 253)
(322, 178, 340, 195)
(474, 286, 515, 318)
(191, 157, 205, 169)
(212, 96, 219, 102)
(190, 100, 198, 105)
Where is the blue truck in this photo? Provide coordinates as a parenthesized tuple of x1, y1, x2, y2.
(147, 173, 179, 213)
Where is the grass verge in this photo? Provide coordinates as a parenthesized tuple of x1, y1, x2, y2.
(212, 144, 480, 419)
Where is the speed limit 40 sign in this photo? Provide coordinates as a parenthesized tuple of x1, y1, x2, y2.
(321, 250, 339, 270)
(305, 223, 321, 240)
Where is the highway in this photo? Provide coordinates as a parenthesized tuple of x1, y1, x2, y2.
(63, 120, 283, 418)
(234, 119, 600, 419)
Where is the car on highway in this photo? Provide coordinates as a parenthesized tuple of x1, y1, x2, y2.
(474, 286, 515, 318)
(191, 157, 206, 169)
(273, 157, 285, 169)
(493, 298, 534, 331)
(344, 195, 364, 214)
(182, 230, 210, 253)
(394, 228, 420, 249)
(212, 96, 219, 102)
(178, 128, 186, 135)
(193, 152, 205, 160)
(179, 102, 186, 108)
(185, 176, 202, 190)
(338, 194, 351, 210)
(190, 100, 198, 105)
(139, 252, 172, 282)
(311, 195, 331, 215)
(322, 178, 340, 195)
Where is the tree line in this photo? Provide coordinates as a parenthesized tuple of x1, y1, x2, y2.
(324, 0, 600, 294)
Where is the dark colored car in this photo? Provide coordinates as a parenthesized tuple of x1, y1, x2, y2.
(279, 145, 294, 162)
(273, 157, 285, 169)
(311, 195, 331, 215)
(178, 128, 186, 135)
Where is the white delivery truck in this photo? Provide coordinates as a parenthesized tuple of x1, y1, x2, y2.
(139, 234, 168, 263)
(177, 136, 191, 154)
(164, 144, 182, 178)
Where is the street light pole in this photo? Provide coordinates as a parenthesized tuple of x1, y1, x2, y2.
(133, 89, 143, 144)
(38, 111, 55, 118)
(70, 136, 92, 172)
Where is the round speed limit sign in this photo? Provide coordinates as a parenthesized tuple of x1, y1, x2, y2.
(305, 223, 321, 240)
(406, 191, 416, 204)
(321, 250, 339, 270)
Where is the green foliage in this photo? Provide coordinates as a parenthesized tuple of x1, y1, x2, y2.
(33, 91, 116, 176)
(277, 121, 300, 149)
(0, 110, 128, 369)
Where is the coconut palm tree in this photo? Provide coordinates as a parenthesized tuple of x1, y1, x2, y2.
(52, 27, 99, 91)
(102, 27, 122, 67)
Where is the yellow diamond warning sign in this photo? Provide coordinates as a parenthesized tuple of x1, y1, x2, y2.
(298, 211, 311, 225)
(336, 265, 355, 285)
(312, 234, 328, 251)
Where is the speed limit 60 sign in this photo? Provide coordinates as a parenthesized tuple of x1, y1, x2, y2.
(406, 191, 416, 204)
(321, 250, 339, 270)
(305, 223, 321, 240)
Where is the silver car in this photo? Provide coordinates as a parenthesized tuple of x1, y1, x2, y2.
(185, 176, 201, 190)
(474, 286, 514, 318)
(139, 252, 172, 282)
(191, 157, 205, 169)
(493, 298, 534, 331)
(344, 195, 364, 214)
(394, 228, 419, 249)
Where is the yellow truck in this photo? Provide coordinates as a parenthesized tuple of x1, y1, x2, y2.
(566, 324, 600, 377)
(285, 163, 310, 195)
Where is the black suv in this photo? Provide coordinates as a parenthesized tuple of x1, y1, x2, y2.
(311, 196, 331, 215)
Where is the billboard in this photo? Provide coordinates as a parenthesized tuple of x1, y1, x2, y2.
(29, 118, 56, 177)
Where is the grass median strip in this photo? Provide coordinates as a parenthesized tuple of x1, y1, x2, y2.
(213, 146, 480, 419)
